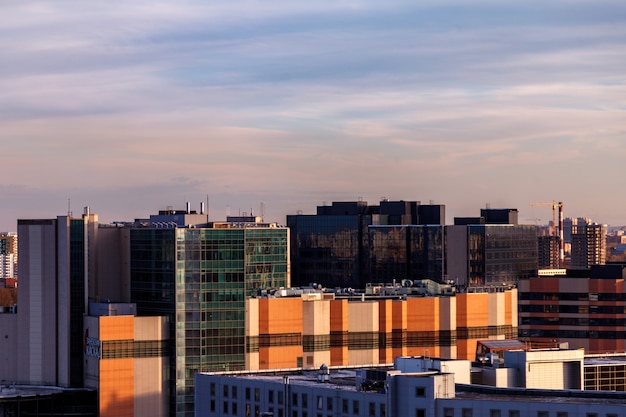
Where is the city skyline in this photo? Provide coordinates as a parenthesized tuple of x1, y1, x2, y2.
(2, 1, 625, 232)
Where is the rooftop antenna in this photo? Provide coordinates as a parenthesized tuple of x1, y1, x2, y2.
(67, 198, 72, 217)
(260, 202, 265, 222)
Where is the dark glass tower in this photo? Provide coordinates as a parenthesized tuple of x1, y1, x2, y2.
(130, 225, 289, 417)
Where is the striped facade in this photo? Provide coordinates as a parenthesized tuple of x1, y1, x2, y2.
(245, 289, 517, 369)
(519, 266, 626, 354)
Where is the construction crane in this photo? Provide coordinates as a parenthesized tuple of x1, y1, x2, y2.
(530, 201, 564, 264)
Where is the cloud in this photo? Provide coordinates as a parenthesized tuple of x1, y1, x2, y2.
(0, 0, 625, 231)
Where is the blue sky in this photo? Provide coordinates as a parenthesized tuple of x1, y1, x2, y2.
(1, 1, 625, 231)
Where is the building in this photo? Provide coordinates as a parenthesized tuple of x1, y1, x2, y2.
(196, 351, 626, 417)
(13, 209, 98, 388)
(447, 220, 538, 288)
(368, 225, 444, 284)
(83, 302, 169, 417)
(128, 212, 290, 417)
(0, 232, 17, 279)
(518, 265, 626, 354)
(571, 223, 607, 269)
(244, 287, 518, 369)
(287, 200, 445, 288)
(538, 235, 560, 269)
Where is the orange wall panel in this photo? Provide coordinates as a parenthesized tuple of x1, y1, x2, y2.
(259, 298, 303, 334)
(457, 293, 488, 327)
(407, 298, 438, 332)
(330, 300, 348, 332)
(100, 316, 134, 341)
(100, 358, 134, 417)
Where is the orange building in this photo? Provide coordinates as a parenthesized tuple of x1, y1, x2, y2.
(83, 303, 169, 417)
(519, 265, 626, 354)
(246, 288, 517, 369)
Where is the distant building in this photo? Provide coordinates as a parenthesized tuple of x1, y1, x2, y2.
(538, 235, 560, 269)
(571, 223, 607, 269)
(0, 232, 17, 278)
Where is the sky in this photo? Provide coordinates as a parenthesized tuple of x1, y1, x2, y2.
(1, 1, 625, 232)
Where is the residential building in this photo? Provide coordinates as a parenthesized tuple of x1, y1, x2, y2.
(570, 223, 607, 269)
(538, 235, 560, 269)
(0, 232, 17, 279)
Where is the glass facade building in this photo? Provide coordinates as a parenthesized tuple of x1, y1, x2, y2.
(287, 215, 370, 288)
(130, 226, 289, 417)
(368, 225, 445, 283)
(468, 225, 537, 287)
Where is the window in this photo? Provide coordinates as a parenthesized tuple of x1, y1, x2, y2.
(246, 388, 251, 401)
(232, 402, 238, 415)
(224, 385, 229, 397)
(210, 400, 215, 412)
(380, 403, 386, 417)
(223, 401, 229, 414)
(369, 402, 376, 417)
(509, 411, 520, 417)
(416, 410, 426, 417)
(278, 391, 283, 405)
(293, 393, 298, 407)
(462, 409, 473, 417)
(557, 413, 568, 417)
(353, 400, 359, 415)
(490, 410, 501, 417)
(232, 386, 238, 399)
(269, 390, 274, 403)
(302, 394, 308, 408)
(444, 408, 454, 417)
(317, 396, 323, 410)
(537, 412, 549, 417)
(292, 411, 298, 417)
(342, 399, 349, 413)
(255, 388, 260, 402)
(415, 387, 426, 397)
(210, 383, 216, 396)
(327, 397, 332, 411)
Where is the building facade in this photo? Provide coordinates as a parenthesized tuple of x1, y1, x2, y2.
(518, 265, 626, 354)
(244, 288, 518, 370)
(571, 223, 607, 269)
(83, 303, 169, 417)
(129, 222, 290, 417)
(287, 201, 445, 289)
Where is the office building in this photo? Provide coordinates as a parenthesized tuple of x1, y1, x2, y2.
(83, 302, 169, 417)
(287, 200, 445, 288)
(245, 286, 518, 369)
(447, 223, 537, 288)
(14, 209, 98, 388)
(518, 265, 626, 354)
(368, 225, 444, 283)
(129, 212, 290, 417)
